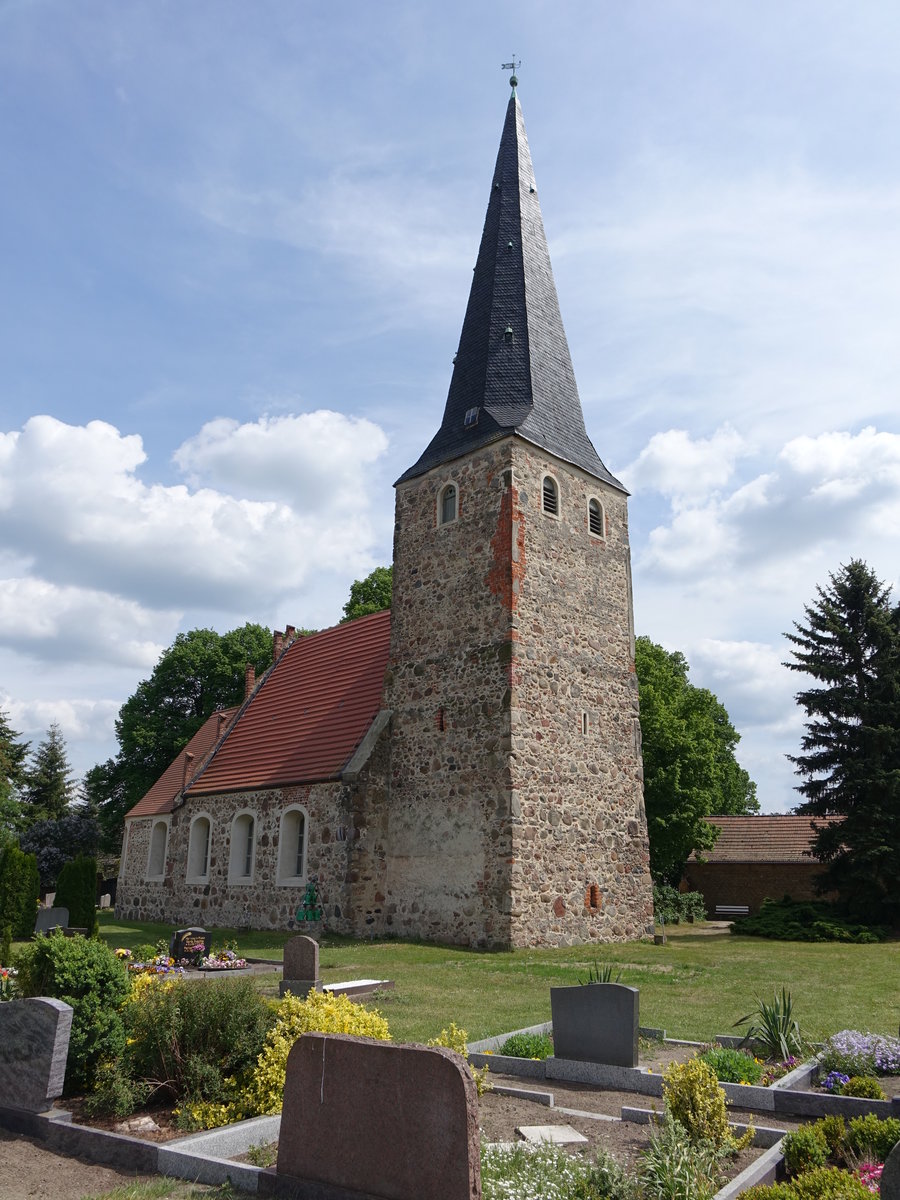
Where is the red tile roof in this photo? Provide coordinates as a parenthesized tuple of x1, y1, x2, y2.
(186, 609, 391, 795)
(688, 815, 840, 863)
(125, 708, 239, 819)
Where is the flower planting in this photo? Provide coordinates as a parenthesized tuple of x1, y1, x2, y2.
(818, 1029, 900, 1078)
(498, 1031, 554, 1060)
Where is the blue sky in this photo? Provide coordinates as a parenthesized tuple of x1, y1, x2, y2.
(2, 1, 899, 812)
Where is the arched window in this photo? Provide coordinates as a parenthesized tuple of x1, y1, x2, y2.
(438, 482, 458, 526)
(147, 818, 169, 880)
(228, 811, 256, 883)
(186, 814, 212, 882)
(588, 497, 605, 538)
(542, 475, 559, 517)
(277, 806, 308, 885)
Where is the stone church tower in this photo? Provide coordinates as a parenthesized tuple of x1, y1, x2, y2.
(381, 82, 654, 947)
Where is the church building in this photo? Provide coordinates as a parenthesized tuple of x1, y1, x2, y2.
(115, 81, 655, 948)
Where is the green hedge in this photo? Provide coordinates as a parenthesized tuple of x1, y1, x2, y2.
(0, 844, 40, 938)
(55, 855, 98, 934)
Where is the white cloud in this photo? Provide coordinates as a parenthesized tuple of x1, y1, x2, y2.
(0, 412, 389, 615)
(173, 410, 388, 509)
(1, 693, 119, 758)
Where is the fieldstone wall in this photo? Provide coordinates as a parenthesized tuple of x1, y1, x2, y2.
(381, 435, 653, 948)
(116, 780, 355, 931)
(507, 441, 654, 945)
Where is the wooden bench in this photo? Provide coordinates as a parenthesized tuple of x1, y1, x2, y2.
(714, 905, 749, 918)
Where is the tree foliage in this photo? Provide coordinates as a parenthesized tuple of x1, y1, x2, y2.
(21, 723, 74, 827)
(0, 707, 29, 841)
(635, 636, 758, 885)
(785, 559, 900, 924)
(20, 813, 100, 890)
(89, 623, 272, 852)
(341, 566, 392, 622)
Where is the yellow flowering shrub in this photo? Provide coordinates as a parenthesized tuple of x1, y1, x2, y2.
(243, 990, 391, 1115)
(662, 1057, 752, 1152)
(428, 1021, 492, 1096)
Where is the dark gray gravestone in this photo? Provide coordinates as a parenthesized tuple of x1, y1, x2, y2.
(550, 982, 639, 1067)
(169, 927, 210, 964)
(34, 907, 68, 935)
(0, 997, 72, 1111)
(882, 1137, 900, 1200)
(279, 934, 322, 998)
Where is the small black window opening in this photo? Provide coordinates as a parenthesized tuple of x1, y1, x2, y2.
(439, 483, 458, 526)
(589, 498, 604, 537)
(542, 476, 559, 516)
(581, 712, 589, 736)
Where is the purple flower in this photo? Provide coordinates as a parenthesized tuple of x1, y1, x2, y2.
(823, 1070, 850, 1092)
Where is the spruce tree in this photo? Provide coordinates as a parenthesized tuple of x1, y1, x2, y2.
(785, 559, 900, 925)
(21, 723, 74, 827)
(0, 707, 29, 840)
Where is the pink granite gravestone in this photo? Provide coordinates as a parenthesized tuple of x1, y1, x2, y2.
(277, 1033, 481, 1200)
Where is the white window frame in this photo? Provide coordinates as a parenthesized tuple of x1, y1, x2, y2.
(146, 816, 170, 881)
(541, 473, 560, 519)
(277, 805, 309, 886)
(588, 496, 606, 539)
(228, 810, 257, 884)
(186, 813, 213, 883)
(437, 481, 459, 527)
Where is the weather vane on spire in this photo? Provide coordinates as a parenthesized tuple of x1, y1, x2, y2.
(501, 56, 521, 90)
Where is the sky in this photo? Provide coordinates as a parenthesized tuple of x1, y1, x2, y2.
(2, 0, 899, 813)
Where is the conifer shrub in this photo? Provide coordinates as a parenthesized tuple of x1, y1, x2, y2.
(731, 898, 887, 943)
(0, 845, 40, 937)
(54, 855, 98, 934)
(15, 930, 129, 1091)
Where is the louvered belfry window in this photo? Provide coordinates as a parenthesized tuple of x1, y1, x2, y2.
(589, 498, 604, 537)
(542, 476, 559, 516)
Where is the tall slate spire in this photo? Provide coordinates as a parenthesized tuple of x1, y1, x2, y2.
(398, 87, 624, 490)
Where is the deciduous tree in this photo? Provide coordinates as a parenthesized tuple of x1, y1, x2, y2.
(785, 559, 900, 924)
(341, 566, 392, 622)
(636, 637, 758, 885)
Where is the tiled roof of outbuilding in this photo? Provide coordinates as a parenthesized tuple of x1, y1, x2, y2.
(124, 707, 239, 819)
(397, 88, 623, 491)
(186, 609, 391, 795)
(688, 815, 840, 864)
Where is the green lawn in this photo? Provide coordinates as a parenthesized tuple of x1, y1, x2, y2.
(90, 913, 900, 1047)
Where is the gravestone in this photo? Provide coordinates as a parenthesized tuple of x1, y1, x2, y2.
(0, 997, 72, 1111)
(99, 893, 111, 909)
(882, 1137, 900, 1200)
(34, 907, 69, 936)
(277, 1033, 480, 1200)
(169, 927, 211, 965)
(550, 981, 640, 1067)
(279, 934, 322, 998)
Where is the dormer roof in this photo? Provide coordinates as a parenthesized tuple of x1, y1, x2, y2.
(398, 87, 623, 491)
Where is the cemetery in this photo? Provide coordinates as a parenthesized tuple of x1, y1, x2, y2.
(1, 919, 899, 1199)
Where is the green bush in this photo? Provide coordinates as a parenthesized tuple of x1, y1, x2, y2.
(662, 1056, 751, 1152)
(782, 1124, 829, 1176)
(699, 1045, 764, 1084)
(816, 1116, 847, 1160)
(54, 855, 98, 934)
(15, 931, 130, 1092)
(742, 1166, 873, 1198)
(732, 898, 887, 943)
(0, 845, 40, 938)
(123, 975, 274, 1109)
(652, 884, 707, 925)
(839, 1075, 885, 1100)
(846, 1113, 900, 1162)
(498, 1031, 554, 1059)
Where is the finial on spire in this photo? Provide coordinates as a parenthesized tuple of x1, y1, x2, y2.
(501, 56, 521, 91)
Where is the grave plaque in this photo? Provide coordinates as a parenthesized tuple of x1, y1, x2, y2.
(279, 934, 321, 998)
(99, 894, 112, 909)
(0, 997, 72, 1111)
(169, 927, 211, 965)
(34, 907, 69, 936)
(278, 1033, 480, 1200)
(550, 981, 640, 1067)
